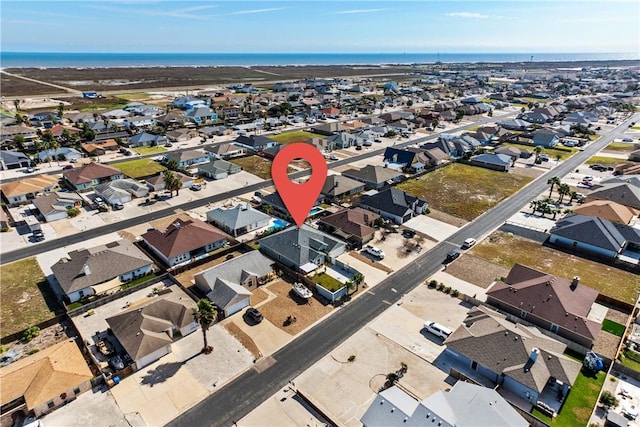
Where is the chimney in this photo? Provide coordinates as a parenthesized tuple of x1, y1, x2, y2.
(530, 348, 540, 363)
(83, 265, 91, 276)
(569, 276, 580, 291)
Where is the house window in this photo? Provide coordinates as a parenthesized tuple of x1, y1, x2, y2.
(47, 401, 55, 408)
(520, 310, 527, 319)
(471, 361, 478, 371)
(551, 324, 559, 333)
(573, 241, 578, 247)
(73, 388, 81, 395)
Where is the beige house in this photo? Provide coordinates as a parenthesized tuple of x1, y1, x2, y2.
(0, 175, 59, 206)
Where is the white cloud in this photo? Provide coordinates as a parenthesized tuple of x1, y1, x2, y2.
(89, 4, 217, 20)
(228, 8, 288, 15)
(329, 8, 387, 15)
(445, 12, 490, 19)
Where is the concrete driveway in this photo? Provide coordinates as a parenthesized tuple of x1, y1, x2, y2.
(404, 215, 460, 242)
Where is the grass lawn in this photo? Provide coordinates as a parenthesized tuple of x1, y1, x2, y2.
(113, 158, 167, 179)
(312, 272, 344, 292)
(76, 96, 130, 112)
(602, 319, 626, 337)
(133, 146, 167, 155)
(632, 126, 640, 130)
(229, 155, 295, 180)
(397, 163, 532, 221)
(586, 156, 626, 167)
(269, 130, 317, 144)
(0, 258, 60, 338)
(501, 142, 577, 160)
(620, 350, 640, 372)
(606, 142, 637, 152)
(470, 231, 640, 304)
(532, 369, 606, 427)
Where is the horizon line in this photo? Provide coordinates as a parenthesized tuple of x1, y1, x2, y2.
(3, 51, 639, 55)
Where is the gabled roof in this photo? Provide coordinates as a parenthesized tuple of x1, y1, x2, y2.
(321, 175, 365, 197)
(446, 306, 581, 393)
(341, 165, 403, 185)
(360, 187, 428, 217)
(141, 218, 227, 259)
(318, 207, 379, 240)
(234, 135, 274, 148)
(207, 204, 271, 231)
(195, 251, 273, 292)
(128, 132, 166, 144)
(63, 162, 122, 184)
(550, 214, 626, 252)
(259, 225, 345, 268)
(587, 182, 640, 210)
(0, 340, 93, 410)
(51, 240, 154, 294)
(32, 191, 83, 217)
(487, 264, 601, 341)
(470, 153, 511, 167)
(573, 199, 639, 224)
(106, 299, 194, 361)
(1, 174, 58, 197)
(0, 150, 30, 164)
(165, 150, 208, 163)
(206, 278, 252, 311)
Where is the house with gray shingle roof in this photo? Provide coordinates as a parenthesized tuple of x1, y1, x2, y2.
(361, 381, 528, 427)
(95, 178, 149, 206)
(587, 181, 640, 210)
(32, 191, 83, 222)
(549, 214, 626, 260)
(0, 150, 31, 170)
(51, 240, 154, 303)
(445, 305, 582, 415)
(164, 150, 210, 168)
(128, 132, 167, 148)
(359, 187, 428, 224)
(207, 204, 271, 237)
(341, 165, 404, 190)
(468, 153, 512, 172)
(259, 225, 346, 273)
(194, 251, 274, 316)
(197, 159, 241, 180)
(321, 175, 365, 201)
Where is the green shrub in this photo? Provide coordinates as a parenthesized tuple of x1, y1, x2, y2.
(22, 326, 40, 343)
(428, 279, 438, 288)
(451, 289, 460, 297)
(66, 207, 80, 218)
(437, 283, 445, 291)
(444, 286, 451, 294)
(348, 355, 356, 362)
(0, 227, 9, 232)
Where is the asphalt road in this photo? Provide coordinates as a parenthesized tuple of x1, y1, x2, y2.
(1, 113, 507, 264)
(168, 115, 638, 427)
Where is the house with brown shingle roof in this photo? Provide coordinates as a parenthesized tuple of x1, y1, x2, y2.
(63, 162, 124, 192)
(141, 218, 227, 266)
(573, 199, 639, 225)
(0, 174, 59, 206)
(80, 139, 119, 156)
(106, 299, 198, 370)
(318, 207, 380, 247)
(0, 340, 93, 422)
(486, 264, 601, 348)
(445, 305, 582, 415)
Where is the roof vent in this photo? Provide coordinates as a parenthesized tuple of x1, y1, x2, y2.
(391, 408, 395, 413)
(83, 265, 91, 276)
(380, 399, 385, 405)
(571, 276, 580, 289)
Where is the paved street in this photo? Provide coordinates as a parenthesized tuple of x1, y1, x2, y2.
(166, 115, 638, 427)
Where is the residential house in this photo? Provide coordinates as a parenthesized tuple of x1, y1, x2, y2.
(32, 191, 83, 222)
(106, 299, 198, 370)
(0, 125, 38, 145)
(141, 218, 227, 267)
(520, 106, 563, 124)
(486, 264, 601, 348)
(128, 132, 167, 148)
(532, 129, 560, 148)
(422, 134, 478, 160)
(468, 153, 512, 172)
(549, 214, 626, 260)
(324, 132, 365, 150)
(80, 139, 120, 156)
(194, 251, 274, 316)
(1, 174, 59, 206)
(495, 145, 532, 160)
(37, 147, 82, 163)
(166, 128, 198, 142)
(95, 179, 149, 206)
(587, 181, 640, 210)
(206, 203, 271, 237)
(0, 150, 31, 170)
(320, 106, 341, 118)
(573, 200, 639, 225)
(445, 306, 582, 413)
(259, 191, 322, 220)
(123, 116, 155, 129)
(101, 109, 130, 120)
(359, 187, 429, 224)
(164, 150, 210, 168)
(185, 106, 217, 124)
(383, 147, 429, 172)
(311, 122, 349, 136)
(321, 175, 365, 201)
(259, 225, 347, 273)
(145, 171, 194, 192)
(51, 239, 154, 303)
(341, 165, 404, 190)
(197, 159, 242, 180)
(155, 112, 186, 128)
(172, 96, 207, 109)
(318, 207, 380, 247)
(205, 143, 245, 159)
(0, 340, 93, 423)
(497, 119, 532, 131)
(360, 381, 528, 427)
(234, 135, 277, 152)
(200, 125, 230, 137)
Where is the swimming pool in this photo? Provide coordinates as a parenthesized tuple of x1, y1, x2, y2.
(309, 207, 324, 216)
(267, 218, 289, 231)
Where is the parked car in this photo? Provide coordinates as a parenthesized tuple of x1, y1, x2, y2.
(423, 321, 452, 340)
(165, 142, 173, 147)
(580, 180, 594, 187)
(25, 167, 34, 173)
(328, 154, 338, 161)
(109, 355, 125, 371)
(363, 245, 385, 259)
(190, 184, 202, 191)
(246, 307, 263, 324)
(112, 203, 124, 210)
(583, 176, 594, 182)
(623, 137, 634, 143)
(445, 249, 460, 263)
(69, 158, 78, 163)
(355, 145, 363, 151)
(63, 164, 74, 170)
(462, 238, 477, 249)
(32, 230, 45, 242)
(402, 228, 416, 238)
(122, 150, 132, 156)
(437, 124, 446, 129)
(539, 154, 550, 162)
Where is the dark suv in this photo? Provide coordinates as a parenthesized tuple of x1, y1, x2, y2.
(246, 307, 263, 324)
(445, 249, 460, 263)
(32, 230, 45, 242)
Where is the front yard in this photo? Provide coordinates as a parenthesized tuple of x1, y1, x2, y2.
(501, 142, 578, 160)
(532, 368, 606, 427)
(112, 158, 167, 179)
(470, 231, 640, 304)
(311, 271, 344, 292)
(0, 258, 60, 338)
(133, 146, 167, 155)
(269, 130, 317, 144)
(586, 155, 627, 167)
(229, 155, 295, 180)
(397, 163, 532, 221)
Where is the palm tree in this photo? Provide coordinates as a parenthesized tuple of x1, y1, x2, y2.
(192, 298, 216, 354)
(42, 130, 54, 166)
(534, 146, 544, 164)
(163, 170, 181, 197)
(547, 176, 560, 198)
(568, 191, 579, 204)
(13, 99, 20, 112)
(557, 183, 571, 203)
(529, 200, 539, 214)
(15, 113, 23, 125)
(50, 139, 61, 165)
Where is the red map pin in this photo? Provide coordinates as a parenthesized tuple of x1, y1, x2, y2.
(272, 142, 327, 227)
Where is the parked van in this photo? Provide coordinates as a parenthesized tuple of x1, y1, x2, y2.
(424, 321, 452, 340)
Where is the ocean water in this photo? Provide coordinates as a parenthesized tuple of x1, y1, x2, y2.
(1, 52, 638, 68)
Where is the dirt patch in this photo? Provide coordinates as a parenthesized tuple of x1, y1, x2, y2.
(259, 280, 332, 335)
(445, 254, 510, 289)
(251, 287, 269, 306)
(592, 330, 620, 360)
(222, 322, 261, 359)
(348, 250, 393, 273)
(427, 209, 468, 228)
(510, 165, 546, 179)
(603, 305, 631, 325)
(2, 319, 76, 364)
(118, 230, 137, 242)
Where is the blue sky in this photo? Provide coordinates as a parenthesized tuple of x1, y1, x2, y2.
(2, 1, 639, 53)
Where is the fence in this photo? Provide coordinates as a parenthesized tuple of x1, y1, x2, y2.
(500, 222, 550, 243)
(613, 362, 640, 382)
(0, 314, 68, 345)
